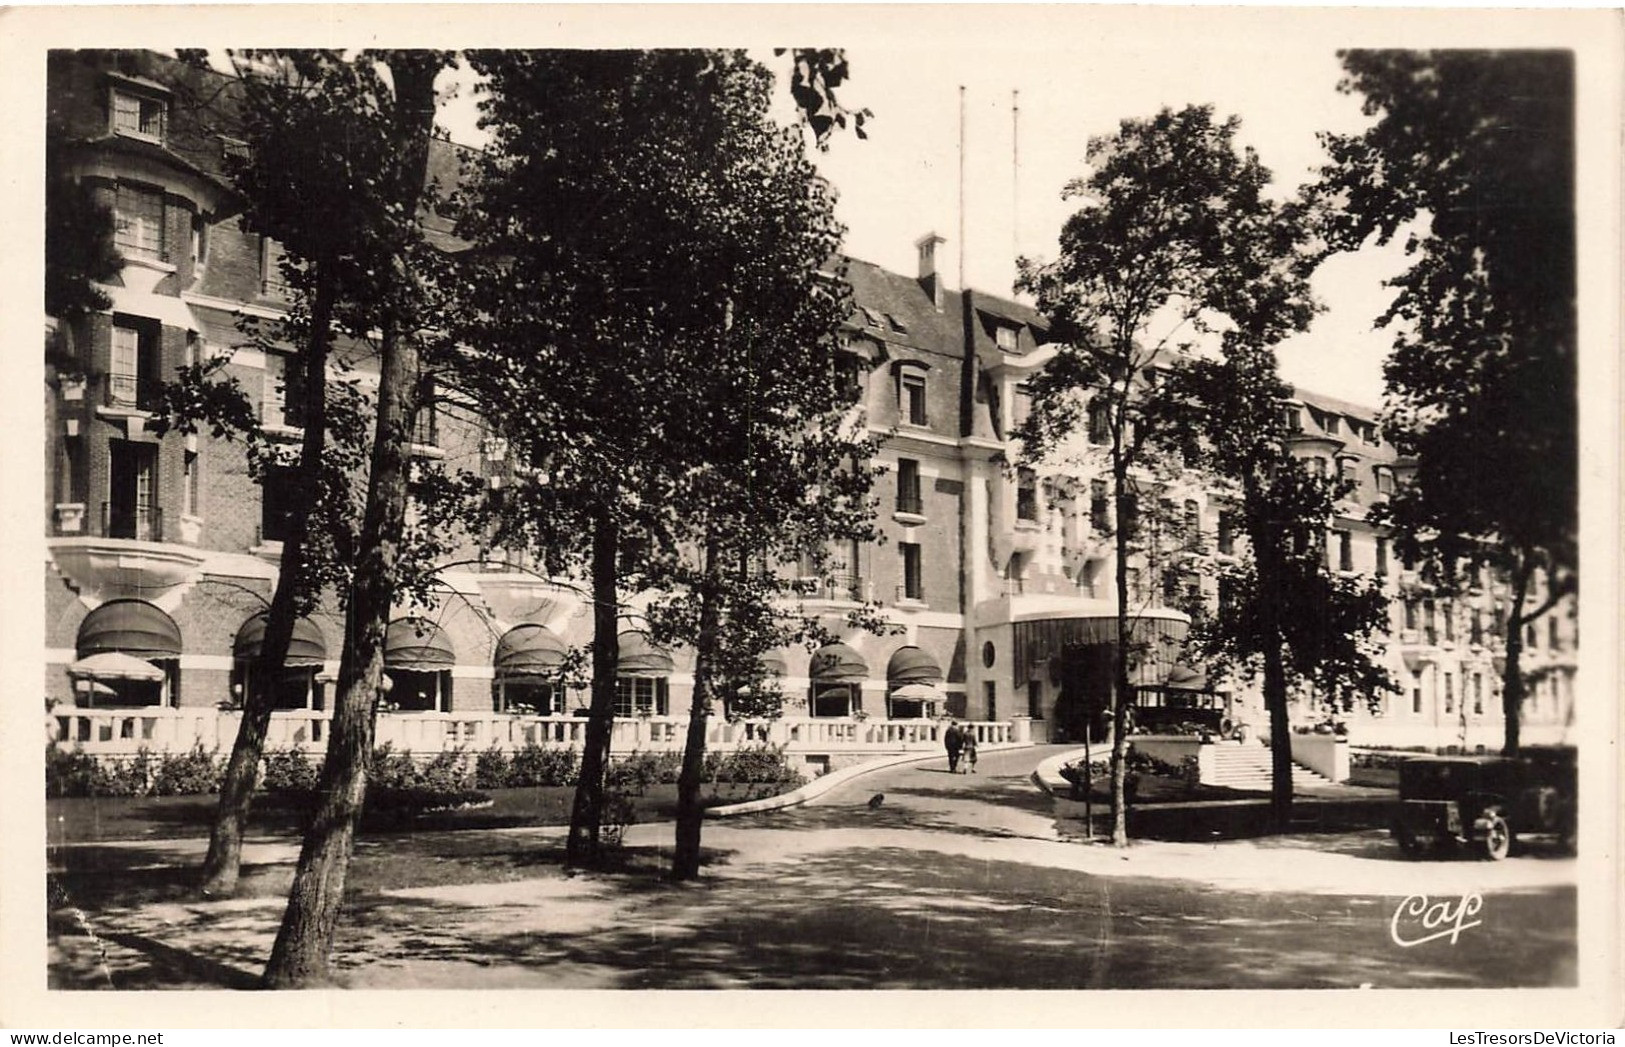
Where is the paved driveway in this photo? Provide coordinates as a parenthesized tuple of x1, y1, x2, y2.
(48, 744, 1577, 991)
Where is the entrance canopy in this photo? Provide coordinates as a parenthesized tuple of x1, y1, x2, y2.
(616, 631, 673, 677)
(1013, 612, 1189, 685)
(233, 613, 328, 668)
(76, 599, 181, 660)
(810, 642, 867, 682)
(495, 623, 568, 678)
(886, 646, 943, 687)
(384, 617, 456, 671)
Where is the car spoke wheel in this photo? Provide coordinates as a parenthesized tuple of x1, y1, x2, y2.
(1476, 809, 1512, 861)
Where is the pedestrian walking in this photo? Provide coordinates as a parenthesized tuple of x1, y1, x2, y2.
(962, 728, 979, 774)
(944, 720, 964, 773)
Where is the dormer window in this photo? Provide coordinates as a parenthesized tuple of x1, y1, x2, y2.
(1325, 414, 1341, 436)
(1282, 407, 1302, 432)
(111, 86, 168, 142)
(995, 325, 1018, 351)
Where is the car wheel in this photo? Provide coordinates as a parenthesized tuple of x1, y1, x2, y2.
(1475, 808, 1512, 861)
(1391, 819, 1421, 857)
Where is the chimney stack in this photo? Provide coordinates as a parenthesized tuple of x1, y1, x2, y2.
(915, 232, 947, 311)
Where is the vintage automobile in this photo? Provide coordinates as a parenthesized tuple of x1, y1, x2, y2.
(1390, 749, 1577, 860)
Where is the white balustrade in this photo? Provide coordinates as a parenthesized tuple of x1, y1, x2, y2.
(48, 705, 1024, 761)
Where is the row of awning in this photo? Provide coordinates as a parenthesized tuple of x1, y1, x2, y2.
(66, 600, 949, 688)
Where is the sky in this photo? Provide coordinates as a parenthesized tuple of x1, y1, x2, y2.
(788, 43, 1411, 410)
(434, 38, 1414, 409)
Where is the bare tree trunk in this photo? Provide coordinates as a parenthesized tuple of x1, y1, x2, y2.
(1501, 559, 1531, 756)
(1109, 454, 1132, 848)
(566, 504, 619, 869)
(1249, 473, 1295, 832)
(202, 267, 333, 898)
(672, 540, 721, 881)
(262, 53, 439, 988)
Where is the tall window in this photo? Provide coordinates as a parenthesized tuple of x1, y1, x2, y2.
(107, 441, 159, 540)
(1472, 674, 1483, 715)
(182, 449, 201, 520)
(412, 399, 439, 448)
(896, 458, 922, 515)
(264, 353, 306, 430)
(1335, 529, 1353, 572)
(1090, 480, 1109, 533)
(1424, 600, 1437, 646)
(108, 318, 160, 410)
(1087, 398, 1111, 445)
(897, 367, 928, 426)
(1412, 674, 1423, 715)
(1443, 600, 1455, 642)
(1015, 468, 1038, 522)
(1183, 499, 1201, 551)
(1443, 673, 1454, 714)
(1404, 598, 1418, 631)
(112, 88, 167, 140)
(1012, 384, 1032, 431)
(114, 184, 166, 262)
(1470, 609, 1484, 646)
(260, 236, 290, 298)
(260, 465, 301, 544)
(1375, 536, 1388, 577)
(900, 542, 923, 601)
(1548, 615, 1560, 650)
(1217, 510, 1235, 555)
(1375, 467, 1394, 496)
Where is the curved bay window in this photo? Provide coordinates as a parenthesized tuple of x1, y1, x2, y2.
(232, 612, 328, 710)
(809, 642, 868, 718)
(886, 645, 943, 719)
(384, 617, 456, 712)
(493, 623, 568, 714)
(615, 632, 672, 717)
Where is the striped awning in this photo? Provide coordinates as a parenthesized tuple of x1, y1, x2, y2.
(495, 623, 568, 677)
(233, 613, 328, 669)
(810, 642, 868, 682)
(76, 599, 181, 660)
(617, 631, 673, 677)
(384, 617, 456, 671)
(886, 646, 943, 686)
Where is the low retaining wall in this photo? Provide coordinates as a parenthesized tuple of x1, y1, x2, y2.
(1290, 733, 1350, 783)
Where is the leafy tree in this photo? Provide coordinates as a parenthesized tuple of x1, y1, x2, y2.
(163, 50, 402, 899)
(254, 48, 458, 988)
(1156, 345, 1392, 827)
(44, 133, 122, 345)
(1316, 50, 1577, 754)
(455, 50, 878, 873)
(1019, 105, 1329, 843)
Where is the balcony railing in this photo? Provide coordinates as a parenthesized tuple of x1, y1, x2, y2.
(102, 502, 163, 542)
(47, 706, 1032, 759)
(102, 372, 162, 412)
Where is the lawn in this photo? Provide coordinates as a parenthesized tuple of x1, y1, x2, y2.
(48, 781, 793, 846)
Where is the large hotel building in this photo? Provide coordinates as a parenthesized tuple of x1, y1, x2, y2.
(44, 50, 1576, 756)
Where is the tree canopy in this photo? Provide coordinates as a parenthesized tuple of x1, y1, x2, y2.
(1316, 49, 1577, 752)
